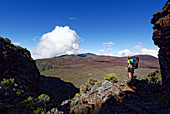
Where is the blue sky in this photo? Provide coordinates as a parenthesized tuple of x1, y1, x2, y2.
(0, 0, 167, 59)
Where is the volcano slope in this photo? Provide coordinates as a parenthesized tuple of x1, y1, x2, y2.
(36, 54, 159, 88)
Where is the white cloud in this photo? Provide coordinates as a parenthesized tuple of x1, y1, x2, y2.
(112, 49, 133, 57)
(12, 42, 21, 45)
(107, 48, 112, 51)
(33, 36, 39, 42)
(133, 45, 158, 57)
(118, 49, 132, 57)
(109, 45, 158, 57)
(99, 49, 105, 54)
(102, 42, 115, 47)
(99, 49, 105, 52)
(101, 43, 158, 58)
(32, 26, 82, 59)
(69, 17, 78, 20)
(111, 46, 158, 57)
(102, 49, 133, 57)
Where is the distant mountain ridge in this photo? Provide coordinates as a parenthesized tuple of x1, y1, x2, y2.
(36, 53, 159, 87)
(50, 53, 158, 59)
(36, 53, 159, 70)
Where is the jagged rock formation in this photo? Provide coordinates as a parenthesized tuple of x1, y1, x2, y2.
(0, 37, 40, 94)
(0, 37, 79, 113)
(0, 37, 42, 113)
(151, 0, 170, 94)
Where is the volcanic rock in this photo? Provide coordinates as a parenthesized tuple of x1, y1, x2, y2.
(151, 0, 170, 94)
(0, 37, 40, 94)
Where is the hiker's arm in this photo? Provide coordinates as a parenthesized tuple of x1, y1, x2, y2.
(126, 64, 130, 70)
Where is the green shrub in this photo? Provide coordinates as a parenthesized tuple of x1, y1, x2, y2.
(19, 96, 33, 104)
(86, 86, 91, 91)
(144, 69, 162, 84)
(74, 93, 79, 97)
(17, 95, 50, 113)
(0, 78, 14, 86)
(70, 100, 79, 107)
(6, 44, 13, 49)
(33, 107, 43, 114)
(80, 86, 86, 93)
(9, 78, 14, 82)
(157, 94, 170, 108)
(38, 94, 50, 102)
(27, 96, 33, 101)
(87, 77, 98, 85)
(16, 90, 24, 96)
(104, 73, 118, 82)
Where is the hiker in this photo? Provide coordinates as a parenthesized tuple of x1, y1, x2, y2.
(126, 56, 134, 81)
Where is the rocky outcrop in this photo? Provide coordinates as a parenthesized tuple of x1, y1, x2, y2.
(0, 37, 79, 113)
(69, 80, 124, 114)
(151, 0, 170, 94)
(0, 37, 40, 94)
(0, 37, 42, 113)
(57, 78, 170, 113)
(57, 80, 124, 113)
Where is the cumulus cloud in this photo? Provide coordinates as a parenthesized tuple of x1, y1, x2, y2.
(110, 45, 158, 57)
(32, 26, 82, 59)
(133, 45, 159, 57)
(102, 42, 115, 47)
(117, 49, 132, 57)
(112, 49, 133, 57)
(101, 43, 158, 58)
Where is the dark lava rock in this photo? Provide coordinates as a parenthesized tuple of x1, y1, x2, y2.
(0, 37, 40, 94)
(151, 0, 170, 94)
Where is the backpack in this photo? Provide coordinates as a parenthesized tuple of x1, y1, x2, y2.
(130, 56, 139, 69)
